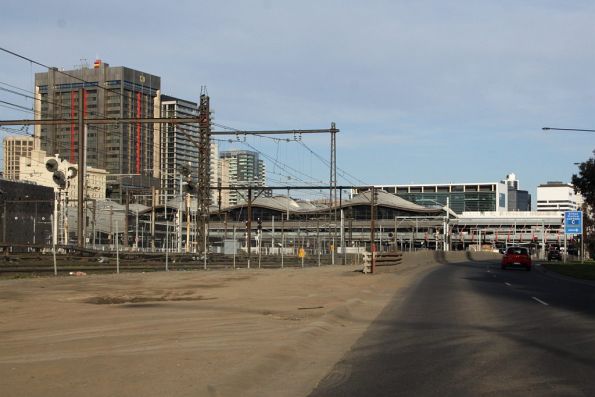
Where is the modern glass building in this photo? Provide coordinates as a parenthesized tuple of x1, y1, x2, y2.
(361, 181, 509, 214)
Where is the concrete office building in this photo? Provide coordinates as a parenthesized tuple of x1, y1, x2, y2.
(219, 150, 266, 206)
(536, 181, 583, 214)
(34, 61, 161, 202)
(3, 136, 34, 180)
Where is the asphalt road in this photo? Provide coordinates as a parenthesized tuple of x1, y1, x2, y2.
(309, 261, 595, 397)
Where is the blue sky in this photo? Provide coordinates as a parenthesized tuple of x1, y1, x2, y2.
(1, 0, 594, 202)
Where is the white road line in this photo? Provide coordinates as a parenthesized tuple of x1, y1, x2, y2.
(505, 282, 511, 286)
(532, 296, 549, 306)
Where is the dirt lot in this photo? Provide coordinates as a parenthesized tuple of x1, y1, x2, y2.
(0, 252, 494, 397)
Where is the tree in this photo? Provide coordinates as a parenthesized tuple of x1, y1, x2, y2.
(571, 150, 595, 258)
(572, 150, 595, 208)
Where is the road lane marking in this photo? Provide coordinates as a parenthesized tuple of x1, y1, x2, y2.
(505, 282, 511, 286)
(532, 296, 549, 306)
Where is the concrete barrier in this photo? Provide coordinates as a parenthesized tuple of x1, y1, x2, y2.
(362, 252, 403, 273)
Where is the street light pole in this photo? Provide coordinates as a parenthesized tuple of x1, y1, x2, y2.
(543, 127, 595, 133)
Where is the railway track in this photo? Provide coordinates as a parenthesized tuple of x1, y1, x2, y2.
(0, 252, 357, 277)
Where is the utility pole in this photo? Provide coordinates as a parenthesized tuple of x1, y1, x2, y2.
(178, 174, 183, 253)
(77, 88, 85, 249)
(247, 187, 252, 268)
(370, 186, 377, 273)
(151, 187, 156, 251)
(124, 189, 129, 248)
(186, 192, 191, 253)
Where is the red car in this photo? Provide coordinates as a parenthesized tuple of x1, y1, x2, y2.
(501, 246, 532, 271)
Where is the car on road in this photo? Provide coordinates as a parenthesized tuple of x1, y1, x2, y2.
(547, 249, 562, 261)
(501, 246, 532, 271)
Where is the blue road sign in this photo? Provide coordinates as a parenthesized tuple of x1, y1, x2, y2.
(564, 211, 582, 234)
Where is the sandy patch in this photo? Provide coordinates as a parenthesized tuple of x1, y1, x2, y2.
(0, 261, 439, 397)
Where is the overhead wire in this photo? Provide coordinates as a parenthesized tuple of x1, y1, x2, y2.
(213, 133, 321, 189)
(297, 140, 367, 186)
(0, 81, 114, 157)
(240, 140, 322, 186)
(0, 96, 105, 160)
(0, 47, 165, 175)
(213, 122, 331, 188)
(0, 76, 177, 180)
(0, 49, 323, 185)
(1, 96, 331, 199)
(1, 48, 353, 200)
(0, 95, 152, 183)
(214, 135, 328, 200)
(215, 120, 364, 187)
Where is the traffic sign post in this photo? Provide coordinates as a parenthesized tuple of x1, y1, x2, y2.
(564, 211, 583, 263)
(564, 211, 582, 234)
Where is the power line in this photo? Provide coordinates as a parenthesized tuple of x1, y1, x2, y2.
(0, 46, 122, 98)
(0, 99, 32, 112)
(0, 80, 170, 175)
(297, 140, 367, 186)
(214, 124, 342, 190)
(0, 47, 166, 177)
(0, 89, 334, 192)
(0, 97, 106, 160)
(240, 140, 322, 186)
(0, 55, 333, 187)
(214, 123, 321, 183)
(0, 80, 33, 93)
(1, 48, 339, 204)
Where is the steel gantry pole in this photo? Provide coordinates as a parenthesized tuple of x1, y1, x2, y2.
(330, 122, 337, 206)
(330, 122, 338, 264)
(197, 90, 211, 257)
(370, 186, 377, 273)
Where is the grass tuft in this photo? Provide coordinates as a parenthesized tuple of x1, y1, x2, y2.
(542, 261, 595, 281)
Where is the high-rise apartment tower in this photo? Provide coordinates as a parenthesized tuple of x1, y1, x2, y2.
(219, 150, 266, 206)
(160, 95, 218, 201)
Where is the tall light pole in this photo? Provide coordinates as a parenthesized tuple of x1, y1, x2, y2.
(544, 129, 592, 260)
